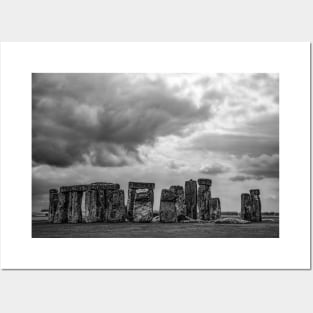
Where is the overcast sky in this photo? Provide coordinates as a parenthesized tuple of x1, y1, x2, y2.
(32, 73, 279, 213)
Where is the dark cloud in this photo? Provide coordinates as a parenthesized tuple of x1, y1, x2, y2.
(199, 163, 229, 175)
(238, 154, 279, 178)
(189, 133, 278, 157)
(229, 175, 264, 182)
(32, 74, 212, 167)
(230, 154, 279, 181)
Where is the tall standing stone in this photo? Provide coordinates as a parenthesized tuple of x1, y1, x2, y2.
(209, 197, 221, 220)
(48, 189, 59, 223)
(127, 182, 155, 222)
(185, 180, 197, 219)
(197, 179, 212, 220)
(169, 185, 185, 220)
(53, 191, 70, 223)
(70, 190, 83, 223)
(250, 189, 262, 222)
(241, 193, 252, 221)
(160, 189, 177, 223)
(107, 189, 126, 222)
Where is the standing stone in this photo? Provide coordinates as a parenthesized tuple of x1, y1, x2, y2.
(53, 191, 70, 223)
(241, 193, 252, 221)
(107, 189, 126, 222)
(133, 188, 154, 222)
(250, 189, 262, 222)
(85, 183, 120, 223)
(185, 180, 197, 219)
(197, 179, 212, 220)
(69, 191, 83, 223)
(127, 182, 155, 222)
(169, 185, 185, 221)
(209, 198, 221, 220)
(160, 189, 177, 223)
(48, 189, 59, 223)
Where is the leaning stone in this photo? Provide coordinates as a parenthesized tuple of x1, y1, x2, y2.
(107, 189, 126, 222)
(48, 189, 59, 223)
(126, 188, 136, 221)
(159, 189, 177, 223)
(185, 180, 197, 219)
(133, 188, 154, 222)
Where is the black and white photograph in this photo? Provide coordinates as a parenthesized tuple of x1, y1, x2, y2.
(32, 73, 279, 238)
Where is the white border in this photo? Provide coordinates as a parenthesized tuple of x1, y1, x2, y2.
(0, 42, 310, 269)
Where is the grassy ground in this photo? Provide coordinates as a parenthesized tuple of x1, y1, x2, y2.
(32, 217, 279, 238)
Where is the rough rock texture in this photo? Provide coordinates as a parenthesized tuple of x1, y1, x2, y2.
(53, 191, 70, 223)
(197, 178, 212, 186)
(197, 179, 212, 220)
(169, 185, 185, 220)
(127, 182, 155, 222)
(48, 189, 59, 223)
(85, 189, 99, 223)
(132, 188, 154, 222)
(241, 193, 252, 221)
(69, 191, 83, 223)
(209, 197, 221, 220)
(185, 180, 197, 219)
(129, 182, 155, 190)
(107, 189, 126, 222)
(250, 189, 262, 222)
(126, 188, 136, 221)
(159, 189, 177, 223)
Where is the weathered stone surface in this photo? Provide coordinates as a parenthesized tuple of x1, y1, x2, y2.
(90, 182, 120, 190)
(209, 197, 221, 220)
(169, 185, 185, 219)
(53, 191, 70, 223)
(48, 189, 59, 223)
(69, 191, 83, 223)
(126, 188, 136, 221)
(197, 178, 212, 186)
(241, 193, 252, 221)
(185, 180, 197, 219)
(107, 189, 126, 222)
(133, 188, 154, 222)
(159, 189, 177, 223)
(129, 182, 155, 190)
(250, 189, 262, 222)
(198, 181, 211, 220)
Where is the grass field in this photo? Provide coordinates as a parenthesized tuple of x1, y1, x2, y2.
(32, 217, 279, 238)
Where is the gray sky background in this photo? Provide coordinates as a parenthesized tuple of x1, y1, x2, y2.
(32, 73, 279, 213)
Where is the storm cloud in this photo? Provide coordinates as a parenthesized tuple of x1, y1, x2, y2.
(32, 74, 212, 167)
